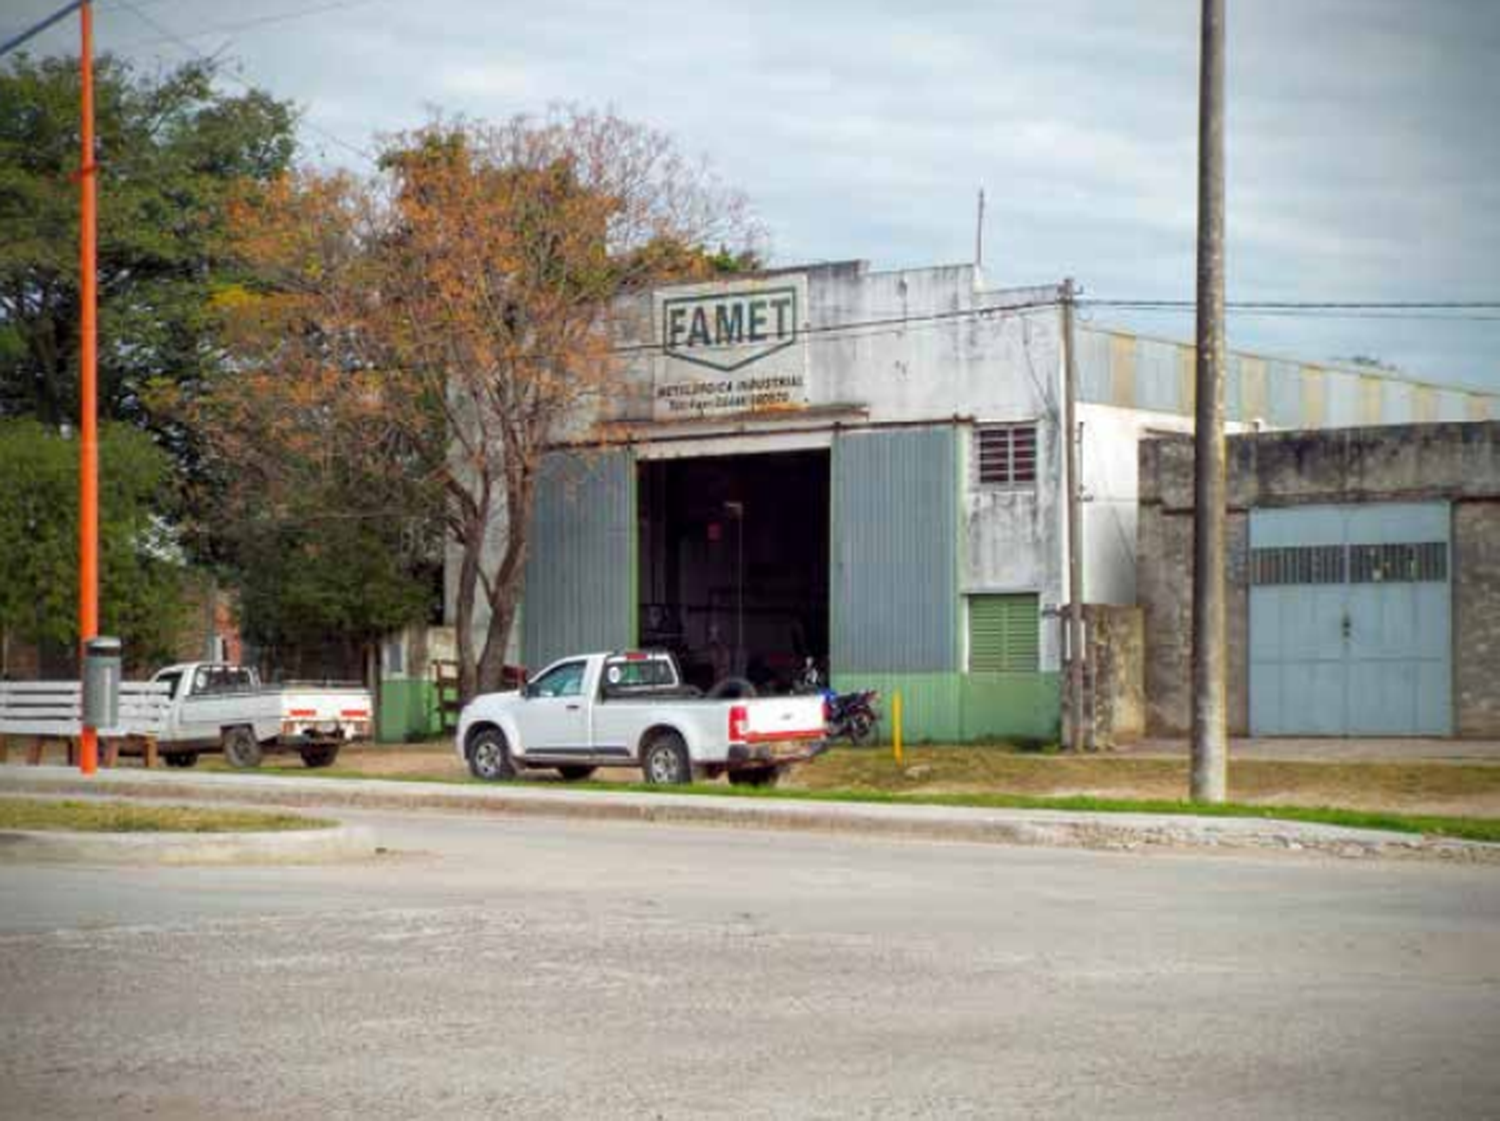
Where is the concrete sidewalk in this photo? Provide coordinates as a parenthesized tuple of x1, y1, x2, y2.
(2, 764, 1496, 863)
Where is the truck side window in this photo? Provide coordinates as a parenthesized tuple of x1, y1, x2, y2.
(531, 661, 585, 698)
(601, 659, 675, 697)
(193, 668, 210, 695)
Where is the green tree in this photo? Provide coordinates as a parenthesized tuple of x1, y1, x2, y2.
(0, 419, 187, 674)
(0, 52, 296, 445)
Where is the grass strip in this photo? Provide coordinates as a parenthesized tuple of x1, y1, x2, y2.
(0, 797, 332, 834)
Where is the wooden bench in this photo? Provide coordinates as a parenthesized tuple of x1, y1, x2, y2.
(0, 681, 172, 768)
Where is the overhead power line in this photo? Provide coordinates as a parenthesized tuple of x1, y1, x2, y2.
(1083, 298, 1500, 323)
(106, 0, 390, 53)
(113, 0, 377, 164)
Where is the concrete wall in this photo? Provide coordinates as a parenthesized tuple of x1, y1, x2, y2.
(1077, 403, 1207, 607)
(1077, 604, 1145, 747)
(1138, 422, 1500, 737)
(1454, 501, 1500, 737)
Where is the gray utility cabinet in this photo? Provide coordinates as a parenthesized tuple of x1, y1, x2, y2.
(1248, 502, 1451, 736)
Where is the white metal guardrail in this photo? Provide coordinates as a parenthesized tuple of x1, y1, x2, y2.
(0, 681, 171, 766)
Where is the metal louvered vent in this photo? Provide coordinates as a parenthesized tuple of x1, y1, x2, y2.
(975, 424, 1037, 488)
(968, 595, 1040, 673)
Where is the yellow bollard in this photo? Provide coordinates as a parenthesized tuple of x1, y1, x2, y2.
(892, 690, 903, 766)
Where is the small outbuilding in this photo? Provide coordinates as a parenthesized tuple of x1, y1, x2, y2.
(1138, 422, 1500, 738)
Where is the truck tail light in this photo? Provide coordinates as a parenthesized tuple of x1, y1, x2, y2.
(729, 704, 749, 743)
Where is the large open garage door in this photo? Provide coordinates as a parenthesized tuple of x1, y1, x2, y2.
(638, 450, 829, 693)
(1249, 503, 1451, 736)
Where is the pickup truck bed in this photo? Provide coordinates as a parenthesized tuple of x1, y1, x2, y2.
(150, 663, 373, 770)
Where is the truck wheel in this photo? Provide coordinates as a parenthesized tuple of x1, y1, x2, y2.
(641, 732, 691, 785)
(728, 766, 784, 789)
(707, 677, 757, 699)
(163, 751, 199, 769)
(301, 746, 340, 769)
(467, 728, 516, 782)
(556, 765, 596, 782)
(222, 726, 263, 769)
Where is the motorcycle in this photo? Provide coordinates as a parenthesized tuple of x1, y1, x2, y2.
(827, 688, 880, 745)
(795, 659, 881, 745)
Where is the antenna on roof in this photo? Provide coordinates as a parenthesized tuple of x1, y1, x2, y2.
(975, 187, 986, 270)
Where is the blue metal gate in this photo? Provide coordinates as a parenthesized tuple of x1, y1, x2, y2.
(1249, 503, 1451, 736)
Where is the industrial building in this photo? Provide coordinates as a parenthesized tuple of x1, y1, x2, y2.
(444, 260, 1500, 742)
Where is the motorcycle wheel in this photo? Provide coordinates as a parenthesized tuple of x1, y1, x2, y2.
(847, 711, 874, 746)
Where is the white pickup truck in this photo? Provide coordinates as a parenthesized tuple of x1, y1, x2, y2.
(149, 662, 373, 770)
(456, 650, 827, 786)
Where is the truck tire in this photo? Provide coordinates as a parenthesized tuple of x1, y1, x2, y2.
(641, 732, 692, 785)
(707, 677, 757, 700)
(163, 751, 199, 769)
(728, 766, 784, 789)
(300, 745, 340, 769)
(222, 726, 263, 769)
(556, 765, 596, 782)
(467, 727, 516, 782)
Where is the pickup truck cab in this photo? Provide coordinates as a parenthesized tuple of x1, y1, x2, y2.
(456, 650, 827, 786)
(150, 662, 373, 770)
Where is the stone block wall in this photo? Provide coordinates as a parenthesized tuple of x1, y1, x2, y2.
(1454, 501, 1500, 736)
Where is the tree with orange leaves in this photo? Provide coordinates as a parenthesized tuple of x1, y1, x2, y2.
(193, 108, 759, 699)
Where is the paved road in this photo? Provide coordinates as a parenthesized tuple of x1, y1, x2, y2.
(2, 809, 1498, 1120)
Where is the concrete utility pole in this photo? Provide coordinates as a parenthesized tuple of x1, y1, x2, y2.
(1191, 0, 1228, 802)
(1060, 278, 1086, 752)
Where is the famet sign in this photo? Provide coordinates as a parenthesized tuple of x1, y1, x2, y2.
(661, 286, 799, 372)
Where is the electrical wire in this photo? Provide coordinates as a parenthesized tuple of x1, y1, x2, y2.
(106, 0, 392, 53)
(1082, 298, 1500, 322)
(112, 0, 377, 164)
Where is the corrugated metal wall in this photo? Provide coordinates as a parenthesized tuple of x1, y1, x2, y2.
(830, 427, 958, 673)
(1079, 327, 1500, 426)
(521, 449, 634, 669)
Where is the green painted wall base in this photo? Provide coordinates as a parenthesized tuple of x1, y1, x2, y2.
(378, 677, 443, 742)
(832, 671, 1061, 745)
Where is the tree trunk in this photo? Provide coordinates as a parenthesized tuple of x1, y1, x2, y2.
(453, 526, 484, 705)
(475, 472, 536, 695)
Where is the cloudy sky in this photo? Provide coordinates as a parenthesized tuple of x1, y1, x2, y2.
(9, 0, 1499, 390)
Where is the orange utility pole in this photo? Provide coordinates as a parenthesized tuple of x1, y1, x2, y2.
(78, 0, 100, 775)
(0, 2, 100, 773)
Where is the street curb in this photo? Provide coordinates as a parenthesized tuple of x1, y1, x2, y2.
(2, 766, 1496, 863)
(0, 822, 377, 865)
